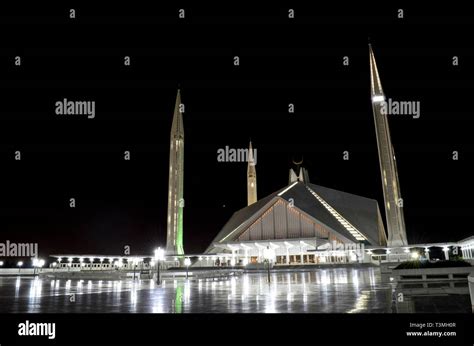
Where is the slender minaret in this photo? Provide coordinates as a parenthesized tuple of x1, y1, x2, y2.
(247, 141, 257, 205)
(369, 45, 408, 247)
(166, 89, 185, 256)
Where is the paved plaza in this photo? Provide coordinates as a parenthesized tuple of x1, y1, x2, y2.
(0, 267, 468, 313)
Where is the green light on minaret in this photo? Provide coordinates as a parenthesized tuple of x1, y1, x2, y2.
(176, 204, 184, 255)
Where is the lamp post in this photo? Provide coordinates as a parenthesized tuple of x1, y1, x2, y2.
(154, 247, 165, 285)
(133, 258, 139, 280)
(57, 258, 62, 270)
(263, 246, 275, 284)
(38, 259, 44, 273)
(17, 261, 23, 274)
(443, 246, 450, 261)
(184, 257, 191, 279)
(68, 257, 73, 271)
(32, 258, 45, 276)
(32, 258, 38, 276)
(150, 260, 155, 272)
(52, 262, 57, 272)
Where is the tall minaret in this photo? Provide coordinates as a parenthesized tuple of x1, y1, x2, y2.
(369, 45, 408, 247)
(247, 141, 257, 205)
(166, 89, 185, 256)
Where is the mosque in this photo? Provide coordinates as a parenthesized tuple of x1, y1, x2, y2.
(49, 45, 474, 270)
(193, 44, 405, 266)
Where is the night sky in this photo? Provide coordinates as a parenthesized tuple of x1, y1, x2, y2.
(1, 4, 473, 259)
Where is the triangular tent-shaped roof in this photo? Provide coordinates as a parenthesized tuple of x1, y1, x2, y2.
(206, 182, 387, 253)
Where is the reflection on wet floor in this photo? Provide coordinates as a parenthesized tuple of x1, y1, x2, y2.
(0, 267, 468, 313)
(0, 268, 389, 313)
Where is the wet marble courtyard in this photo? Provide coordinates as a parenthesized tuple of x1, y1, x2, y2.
(0, 267, 469, 313)
(0, 268, 390, 313)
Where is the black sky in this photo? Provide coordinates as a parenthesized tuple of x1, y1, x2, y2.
(1, 3, 473, 257)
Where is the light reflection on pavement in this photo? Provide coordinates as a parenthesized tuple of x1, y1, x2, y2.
(0, 268, 393, 313)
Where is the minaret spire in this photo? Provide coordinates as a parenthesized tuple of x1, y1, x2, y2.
(369, 45, 408, 247)
(369, 44, 384, 98)
(247, 141, 257, 205)
(166, 89, 185, 256)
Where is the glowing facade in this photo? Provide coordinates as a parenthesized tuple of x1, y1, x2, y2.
(203, 179, 387, 265)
